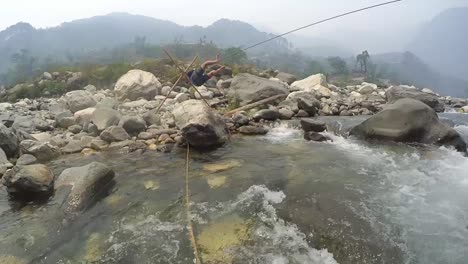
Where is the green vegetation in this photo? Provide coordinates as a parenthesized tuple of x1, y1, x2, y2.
(327, 57, 349, 75)
(223, 48, 247, 65)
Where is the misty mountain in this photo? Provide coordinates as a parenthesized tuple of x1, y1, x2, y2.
(373, 52, 468, 97)
(0, 12, 291, 73)
(408, 7, 468, 81)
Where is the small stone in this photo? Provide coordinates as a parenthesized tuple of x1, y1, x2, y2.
(295, 110, 309, 117)
(68, 125, 83, 134)
(100, 126, 130, 142)
(158, 134, 171, 142)
(16, 154, 37, 166)
(279, 108, 294, 120)
(304, 132, 332, 142)
(148, 144, 158, 150)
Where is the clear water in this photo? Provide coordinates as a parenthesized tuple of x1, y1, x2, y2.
(0, 114, 467, 264)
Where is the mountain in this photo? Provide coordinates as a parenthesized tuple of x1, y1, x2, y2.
(373, 52, 468, 97)
(0, 13, 291, 73)
(408, 8, 468, 81)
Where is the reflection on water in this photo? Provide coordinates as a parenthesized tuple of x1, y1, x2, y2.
(0, 116, 467, 264)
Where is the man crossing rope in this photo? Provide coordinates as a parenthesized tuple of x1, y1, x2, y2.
(187, 54, 226, 86)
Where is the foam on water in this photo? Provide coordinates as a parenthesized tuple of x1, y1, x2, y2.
(262, 122, 302, 143)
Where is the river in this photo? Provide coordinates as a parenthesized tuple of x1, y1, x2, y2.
(0, 113, 467, 264)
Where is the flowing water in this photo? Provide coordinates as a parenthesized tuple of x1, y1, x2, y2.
(0, 113, 467, 264)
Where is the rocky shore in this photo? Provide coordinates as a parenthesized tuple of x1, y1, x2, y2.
(0, 67, 467, 206)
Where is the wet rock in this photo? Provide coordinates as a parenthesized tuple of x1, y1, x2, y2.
(62, 140, 84, 154)
(279, 108, 295, 120)
(300, 119, 327, 132)
(114, 69, 162, 101)
(0, 124, 19, 158)
(253, 109, 280, 122)
(238, 126, 269, 135)
(304, 131, 332, 142)
(386, 86, 445, 112)
(203, 159, 243, 173)
(91, 108, 121, 131)
(350, 98, 467, 152)
(173, 100, 228, 149)
(2, 164, 54, 198)
(228, 73, 288, 106)
(232, 112, 250, 126)
(64, 90, 97, 113)
(55, 162, 115, 212)
(128, 141, 147, 152)
(0, 148, 13, 175)
(19, 140, 60, 162)
(16, 154, 37, 166)
(276, 72, 297, 85)
(100, 126, 130, 143)
(118, 115, 146, 135)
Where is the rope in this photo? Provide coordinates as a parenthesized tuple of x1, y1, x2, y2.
(185, 144, 203, 264)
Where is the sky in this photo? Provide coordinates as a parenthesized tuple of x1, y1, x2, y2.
(1, 0, 467, 52)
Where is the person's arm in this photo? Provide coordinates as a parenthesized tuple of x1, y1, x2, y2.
(201, 54, 221, 70)
(207, 66, 226, 78)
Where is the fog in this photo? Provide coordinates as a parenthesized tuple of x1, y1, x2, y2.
(1, 0, 467, 53)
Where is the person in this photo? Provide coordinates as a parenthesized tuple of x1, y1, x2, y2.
(187, 54, 226, 86)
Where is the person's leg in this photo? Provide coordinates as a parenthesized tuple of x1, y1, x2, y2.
(201, 54, 221, 70)
(207, 66, 226, 78)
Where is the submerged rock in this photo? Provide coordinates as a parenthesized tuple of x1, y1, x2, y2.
(114, 69, 162, 101)
(173, 100, 228, 149)
(55, 162, 115, 213)
(300, 119, 327, 132)
(304, 131, 331, 142)
(2, 164, 54, 198)
(350, 98, 467, 152)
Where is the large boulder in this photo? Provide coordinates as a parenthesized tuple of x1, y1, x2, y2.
(0, 124, 19, 158)
(114, 70, 162, 101)
(100, 126, 130, 142)
(253, 109, 280, 122)
(350, 98, 467, 152)
(118, 115, 146, 135)
(91, 108, 121, 131)
(0, 147, 13, 175)
(74, 107, 96, 127)
(275, 72, 297, 85)
(173, 100, 228, 149)
(55, 162, 115, 212)
(300, 119, 327, 132)
(228, 73, 288, 107)
(2, 164, 54, 198)
(280, 91, 320, 113)
(19, 140, 60, 162)
(291, 74, 328, 92)
(385, 86, 445, 112)
(64, 90, 97, 113)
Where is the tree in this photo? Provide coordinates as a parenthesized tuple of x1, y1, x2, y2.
(223, 47, 247, 65)
(305, 60, 325, 75)
(327, 56, 348, 75)
(356, 50, 370, 74)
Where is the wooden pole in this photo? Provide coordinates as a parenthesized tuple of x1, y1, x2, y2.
(224, 94, 287, 117)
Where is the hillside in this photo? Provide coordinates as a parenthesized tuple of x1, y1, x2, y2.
(408, 7, 468, 81)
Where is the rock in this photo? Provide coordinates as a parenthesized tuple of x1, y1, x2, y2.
(461, 106, 468, 113)
(118, 115, 146, 135)
(295, 110, 309, 117)
(0, 124, 19, 158)
(84, 84, 97, 93)
(100, 126, 130, 143)
(232, 112, 250, 126)
(16, 154, 37, 166)
(300, 119, 327, 132)
(0, 148, 13, 175)
(142, 109, 161, 126)
(314, 85, 332, 98)
(91, 108, 121, 131)
(34, 118, 53, 132)
(56, 111, 75, 129)
(121, 99, 149, 109)
(173, 100, 228, 149)
(304, 132, 331, 142)
(175, 93, 190, 103)
(114, 70, 162, 101)
(252, 109, 280, 122)
(55, 162, 115, 212)
(108, 140, 133, 151)
(12, 116, 35, 133)
(276, 72, 297, 85)
(68, 125, 82, 134)
(128, 141, 147, 152)
(297, 98, 319, 116)
(43, 72, 53, 80)
(67, 72, 84, 88)
(89, 139, 109, 151)
(291, 74, 328, 92)
(358, 83, 377, 94)
(2, 164, 54, 198)
(62, 140, 84, 154)
(194, 89, 214, 99)
(350, 98, 467, 152)
(228, 73, 288, 106)
(20, 140, 60, 162)
(386, 86, 445, 112)
(238, 126, 269, 135)
(64, 90, 97, 113)
(279, 108, 295, 120)
(96, 97, 118, 109)
(31, 132, 52, 142)
(74, 107, 96, 127)
(0, 102, 12, 111)
(280, 91, 320, 113)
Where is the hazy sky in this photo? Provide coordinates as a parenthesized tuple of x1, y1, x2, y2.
(1, 0, 467, 36)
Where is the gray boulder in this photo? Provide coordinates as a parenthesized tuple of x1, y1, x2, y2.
(173, 100, 228, 149)
(142, 109, 162, 126)
(297, 98, 319, 116)
(64, 90, 97, 113)
(0, 148, 13, 175)
(238, 126, 269, 135)
(12, 116, 35, 133)
(16, 154, 38, 166)
(100, 126, 130, 142)
(253, 109, 280, 121)
(91, 108, 121, 131)
(280, 91, 320, 113)
(118, 115, 147, 135)
(114, 70, 162, 101)
(276, 72, 297, 85)
(2, 164, 54, 198)
(279, 108, 295, 120)
(350, 98, 467, 152)
(56, 111, 76, 129)
(0, 124, 19, 158)
(300, 119, 327, 132)
(55, 162, 115, 212)
(304, 132, 331, 142)
(68, 125, 83, 134)
(232, 112, 250, 126)
(228, 73, 288, 107)
(20, 140, 60, 162)
(386, 86, 445, 112)
(62, 140, 84, 154)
